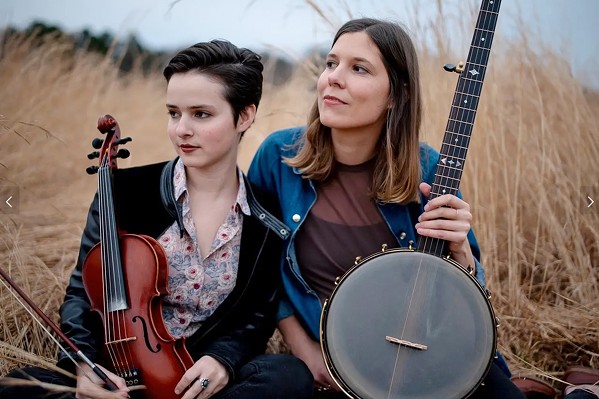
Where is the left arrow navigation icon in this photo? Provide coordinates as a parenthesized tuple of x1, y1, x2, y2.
(0, 185, 19, 214)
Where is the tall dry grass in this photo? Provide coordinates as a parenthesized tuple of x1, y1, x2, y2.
(1, 1, 598, 391)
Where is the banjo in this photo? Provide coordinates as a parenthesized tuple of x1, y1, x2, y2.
(320, 1, 502, 398)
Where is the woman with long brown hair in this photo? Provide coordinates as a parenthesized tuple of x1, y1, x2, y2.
(248, 18, 524, 398)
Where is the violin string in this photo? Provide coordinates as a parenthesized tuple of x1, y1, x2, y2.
(105, 163, 134, 376)
(98, 165, 115, 371)
(99, 164, 123, 377)
(105, 164, 132, 376)
(104, 165, 129, 377)
(0, 278, 99, 385)
(102, 160, 134, 377)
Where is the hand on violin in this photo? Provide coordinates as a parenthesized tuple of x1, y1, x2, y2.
(415, 182, 476, 271)
(76, 363, 129, 399)
(175, 355, 229, 399)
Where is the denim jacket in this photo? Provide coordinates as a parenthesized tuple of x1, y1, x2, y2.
(247, 127, 486, 341)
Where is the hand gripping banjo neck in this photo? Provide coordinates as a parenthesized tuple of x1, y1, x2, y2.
(320, 2, 502, 399)
(420, 0, 501, 258)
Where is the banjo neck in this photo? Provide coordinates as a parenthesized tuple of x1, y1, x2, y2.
(419, 0, 502, 258)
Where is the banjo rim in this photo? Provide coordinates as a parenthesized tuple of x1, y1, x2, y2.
(320, 247, 498, 399)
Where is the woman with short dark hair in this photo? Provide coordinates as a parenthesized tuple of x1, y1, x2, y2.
(1, 39, 313, 399)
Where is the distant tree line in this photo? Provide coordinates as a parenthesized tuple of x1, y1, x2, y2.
(0, 21, 315, 85)
(0, 21, 171, 75)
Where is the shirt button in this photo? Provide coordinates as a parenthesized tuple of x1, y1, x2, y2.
(399, 232, 407, 240)
(292, 214, 301, 223)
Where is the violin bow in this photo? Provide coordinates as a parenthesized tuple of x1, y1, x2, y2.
(0, 266, 119, 392)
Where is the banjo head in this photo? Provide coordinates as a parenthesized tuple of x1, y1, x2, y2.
(321, 248, 497, 399)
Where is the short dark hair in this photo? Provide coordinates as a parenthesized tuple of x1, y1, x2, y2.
(163, 40, 263, 125)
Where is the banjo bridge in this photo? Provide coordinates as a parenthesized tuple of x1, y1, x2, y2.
(385, 335, 428, 351)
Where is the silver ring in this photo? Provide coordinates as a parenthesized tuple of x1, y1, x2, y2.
(198, 377, 210, 389)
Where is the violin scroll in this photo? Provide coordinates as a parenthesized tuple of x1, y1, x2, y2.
(97, 114, 117, 134)
(86, 114, 133, 174)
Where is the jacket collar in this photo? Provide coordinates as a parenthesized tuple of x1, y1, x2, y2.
(160, 157, 290, 240)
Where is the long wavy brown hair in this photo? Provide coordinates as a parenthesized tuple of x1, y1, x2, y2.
(286, 18, 422, 204)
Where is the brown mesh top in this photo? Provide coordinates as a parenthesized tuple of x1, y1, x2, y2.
(295, 159, 398, 303)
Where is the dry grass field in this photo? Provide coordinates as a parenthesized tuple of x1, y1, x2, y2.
(1, 1, 598, 393)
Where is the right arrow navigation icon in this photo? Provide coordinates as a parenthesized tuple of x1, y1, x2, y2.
(589, 196, 595, 208)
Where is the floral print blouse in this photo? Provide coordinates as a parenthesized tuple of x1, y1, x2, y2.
(160, 159, 250, 338)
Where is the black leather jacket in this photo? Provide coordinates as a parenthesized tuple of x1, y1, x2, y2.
(57, 159, 290, 380)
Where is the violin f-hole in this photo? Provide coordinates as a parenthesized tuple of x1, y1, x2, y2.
(133, 315, 162, 353)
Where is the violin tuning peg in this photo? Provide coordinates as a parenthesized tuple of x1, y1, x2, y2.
(114, 137, 133, 146)
(116, 149, 130, 159)
(86, 166, 99, 175)
(92, 138, 104, 149)
(87, 151, 100, 160)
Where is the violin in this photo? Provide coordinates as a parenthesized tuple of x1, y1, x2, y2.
(83, 114, 194, 398)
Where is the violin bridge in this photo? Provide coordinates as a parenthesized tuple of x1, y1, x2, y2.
(105, 337, 137, 345)
(385, 335, 428, 351)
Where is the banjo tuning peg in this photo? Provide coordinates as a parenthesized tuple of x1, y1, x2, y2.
(443, 61, 464, 73)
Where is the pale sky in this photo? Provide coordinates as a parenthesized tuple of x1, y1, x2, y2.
(2, 0, 598, 87)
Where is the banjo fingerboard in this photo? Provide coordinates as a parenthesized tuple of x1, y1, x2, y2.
(419, 0, 501, 258)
